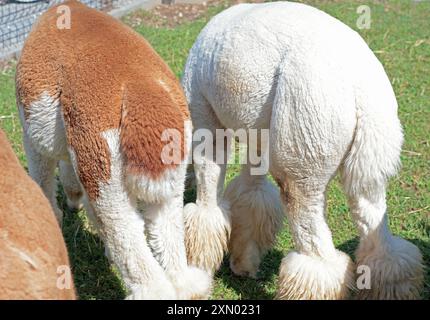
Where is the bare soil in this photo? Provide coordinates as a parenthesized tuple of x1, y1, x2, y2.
(123, 0, 264, 28)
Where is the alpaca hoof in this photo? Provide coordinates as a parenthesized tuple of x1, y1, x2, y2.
(277, 250, 355, 300)
(229, 240, 259, 278)
(126, 280, 177, 300)
(355, 236, 423, 300)
(66, 198, 83, 211)
(170, 266, 213, 299)
(184, 202, 231, 273)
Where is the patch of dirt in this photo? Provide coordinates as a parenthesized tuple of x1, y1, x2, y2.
(123, 0, 264, 29)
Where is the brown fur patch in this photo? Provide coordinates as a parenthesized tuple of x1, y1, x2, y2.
(16, 0, 189, 199)
(0, 129, 75, 299)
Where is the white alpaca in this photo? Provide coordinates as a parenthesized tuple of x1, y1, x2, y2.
(16, 1, 211, 300)
(182, 2, 423, 299)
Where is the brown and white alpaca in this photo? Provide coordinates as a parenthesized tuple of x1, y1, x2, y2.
(0, 129, 76, 299)
(16, 0, 211, 299)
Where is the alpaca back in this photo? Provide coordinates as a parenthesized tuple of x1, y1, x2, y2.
(16, 0, 190, 201)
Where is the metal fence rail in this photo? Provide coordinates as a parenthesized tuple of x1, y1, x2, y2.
(0, 0, 116, 59)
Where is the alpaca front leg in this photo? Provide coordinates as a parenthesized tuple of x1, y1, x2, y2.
(225, 163, 283, 278)
(145, 194, 212, 299)
(184, 100, 231, 274)
(347, 189, 423, 299)
(184, 146, 231, 274)
(276, 181, 355, 300)
(59, 160, 83, 211)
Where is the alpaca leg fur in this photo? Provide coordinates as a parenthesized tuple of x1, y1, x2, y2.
(276, 182, 355, 300)
(23, 132, 62, 224)
(92, 194, 176, 299)
(184, 151, 231, 274)
(225, 163, 283, 278)
(184, 99, 231, 274)
(346, 189, 423, 299)
(340, 99, 423, 299)
(145, 194, 212, 299)
(89, 130, 176, 300)
(59, 160, 83, 211)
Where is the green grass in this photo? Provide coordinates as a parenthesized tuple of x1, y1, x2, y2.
(0, 0, 428, 299)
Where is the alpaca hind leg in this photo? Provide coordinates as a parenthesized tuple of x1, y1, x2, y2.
(340, 108, 423, 299)
(84, 130, 175, 299)
(91, 192, 176, 299)
(343, 183, 423, 299)
(23, 132, 62, 224)
(276, 180, 355, 300)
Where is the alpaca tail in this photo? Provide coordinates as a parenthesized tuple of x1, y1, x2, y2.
(341, 96, 403, 197)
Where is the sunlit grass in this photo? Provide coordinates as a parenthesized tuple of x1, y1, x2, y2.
(0, 0, 428, 299)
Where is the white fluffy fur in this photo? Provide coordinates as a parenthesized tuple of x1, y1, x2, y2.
(22, 93, 68, 159)
(78, 129, 211, 299)
(182, 2, 423, 299)
(19, 102, 64, 224)
(349, 194, 424, 299)
(224, 165, 283, 278)
(184, 201, 231, 273)
(277, 250, 355, 300)
(182, 101, 232, 273)
(84, 130, 176, 299)
(126, 281, 177, 300)
(356, 236, 423, 300)
(20, 98, 211, 299)
(169, 266, 213, 300)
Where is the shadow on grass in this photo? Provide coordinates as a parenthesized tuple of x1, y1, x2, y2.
(58, 188, 126, 300)
(337, 237, 359, 258)
(216, 249, 284, 300)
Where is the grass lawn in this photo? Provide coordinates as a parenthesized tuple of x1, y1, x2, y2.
(0, 0, 428, 299)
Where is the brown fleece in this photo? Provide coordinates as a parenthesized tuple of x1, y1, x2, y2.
(0, 129, 76, 300)
(16, 0, 190, 199)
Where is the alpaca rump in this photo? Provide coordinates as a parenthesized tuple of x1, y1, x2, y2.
(16, 0, 211, 299)
(182, 2, 423, 299)
(0, 129, 75, 300)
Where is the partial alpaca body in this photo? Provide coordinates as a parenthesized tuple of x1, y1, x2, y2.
(16, 0, 210, 300)
(0, 129, 76, 300)
(182, 2, 423, 299)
